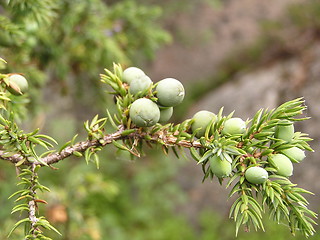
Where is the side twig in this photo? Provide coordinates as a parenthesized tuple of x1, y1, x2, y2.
(28, 163, 39, 237)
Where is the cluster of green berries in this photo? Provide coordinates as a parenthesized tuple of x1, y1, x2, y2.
(190, 110, 306, 184)
(122, 66, 306, 186)
(124, 67, 185, 127)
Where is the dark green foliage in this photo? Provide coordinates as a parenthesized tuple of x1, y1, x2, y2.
(0, 0, 170, 114)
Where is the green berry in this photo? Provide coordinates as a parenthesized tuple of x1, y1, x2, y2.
(268, 154, 293, 177)
(159, 107, 173, 123)
(275, 120, 294, 142)
(209, 155, 232, 178)
(281, 147, 306, 163)
(191, 110, 217, 138)
(245, 167, 268, 184)
(122, 67, 145, 84)
(129, 75, 152, 95)
(129, 98, 160, 127)
(156, 78, 185, 107)
(222, 117, 246, 135)
(7, 74, 28, 95)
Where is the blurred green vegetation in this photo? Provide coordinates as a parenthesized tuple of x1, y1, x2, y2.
(0, 0, 171, 116)
(0, 0, 319, 239)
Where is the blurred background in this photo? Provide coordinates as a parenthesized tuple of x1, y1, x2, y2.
(0, 0, 319, 239)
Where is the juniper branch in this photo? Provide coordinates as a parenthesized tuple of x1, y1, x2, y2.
(0, 125, 205, 166)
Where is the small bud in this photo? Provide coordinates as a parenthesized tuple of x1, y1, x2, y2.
(122, 67, 145, 84)
(129, 98, 160, 127)
(191, 110, 217, 138)
(7, 74, 28, 96)
(156, 78, 185, 107)
(209, 155, 232, 178)
(245, 166, 268, 184)
(222, 117, 246, 135)
(268, 154, 293, 177)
